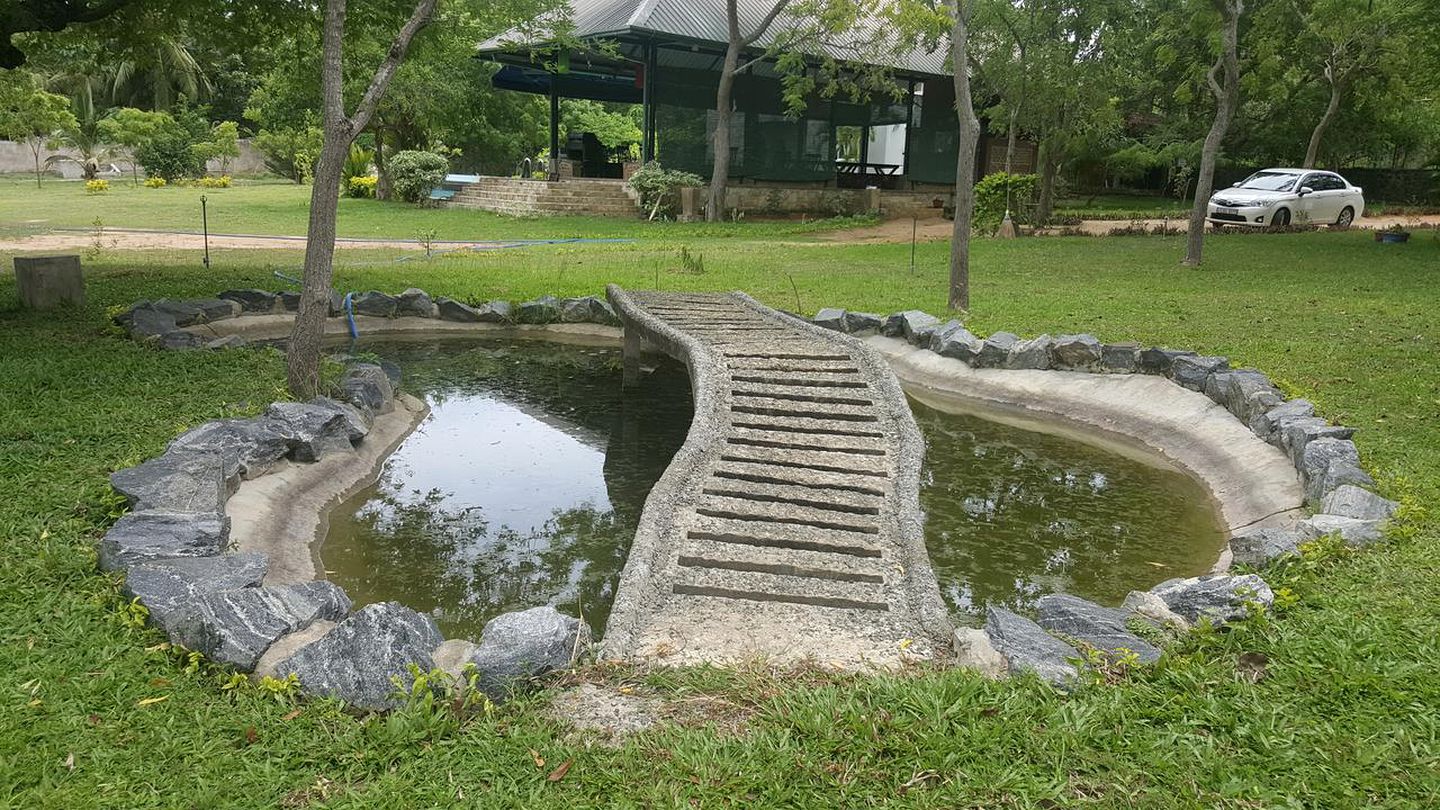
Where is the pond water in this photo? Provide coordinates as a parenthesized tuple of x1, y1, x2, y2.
(321, 338, 1225, 640)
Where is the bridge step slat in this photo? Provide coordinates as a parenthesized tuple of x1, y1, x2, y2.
(671, 567, 889, 612)
(686, 517, 885, 558)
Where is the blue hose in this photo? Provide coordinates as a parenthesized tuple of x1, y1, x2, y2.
(344, 292, 358, 339)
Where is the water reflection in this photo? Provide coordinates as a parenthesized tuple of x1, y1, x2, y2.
(912, 398, 1226, 624)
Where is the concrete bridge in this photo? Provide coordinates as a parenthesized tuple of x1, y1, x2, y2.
(601, 286, 952, 668)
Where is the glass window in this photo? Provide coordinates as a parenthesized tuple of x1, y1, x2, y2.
(1239, 171, 1299, 191)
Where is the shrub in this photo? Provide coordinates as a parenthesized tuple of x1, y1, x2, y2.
(974, 172, 1039, 233)
(85, 178, 110, 194)
(388, 150, 448, 203)
(196, 175, 232, 188)
(346, 175, 377, 199)
(134, 128, 206, 181)
(253, 125, 323, 184)
(627, 161, 703, 218)
(143, 176, 167, 188)
(343, 145, 373, 183)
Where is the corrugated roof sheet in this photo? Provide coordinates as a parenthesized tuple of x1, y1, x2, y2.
(478, 0, 948, 77)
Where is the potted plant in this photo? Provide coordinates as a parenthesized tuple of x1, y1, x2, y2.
(1375, 223, 1411, 244)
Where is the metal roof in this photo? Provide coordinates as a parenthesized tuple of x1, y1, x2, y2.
(477, 0, 949, 78)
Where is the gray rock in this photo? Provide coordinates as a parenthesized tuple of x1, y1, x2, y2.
(1004, 334, 1054, 370)
(122, 306, 180, 339)
(204, 335, 247, 350)
(932, 321, 983, 362)
(99, 511, 229, 571)
(111, 450, 234, 513)
(276, 602, 443, 711)
(1121, 590, 1190, 630)
(1211, 368, 1281, 423)
(516, 295, 562, 324)
(1320, 485, 1398, 521)
(973, 332, 1020, 368)
(157, 331, 206, 351)
(984, 606, 1080, 686)
(1050, 334, 1103, 370)
(307, 396, 371, 440)
(436, 297, 510, 323)
(431, 639, 482, 685)
(1035, 594, 1161, 663)
(168, 418, 291, 479)
(151, 298, 239, 326)
(1151, 574, 1274, 625)
(812, 307, 847, 332)
(124, 552, 268, 629)
(1298, 514, 1383, 546)
(263, 401, 357, 462)
(467, 606, 588, 701)
(1170, 355, 1229, 391)
(279, 291, 301, 311)
(338, 364, 395, 415)
(1228, 527, 1302, 567)
(1099, 342, 1140, 373)
(218, 289, 278, 313)
(1250, 399, 1315, 444)
(169, 581, 351, 670)
(843, 311, 884, 334)
(1282, 418, 1356, 468)
(395, 288, 434, 317)
(952, 627, 1008, 678)
(1298, 438, 1373, 504)
(560, 295, 620, 325)
(886, 310, 939, 344)
(1137, 347, 1195, 375)
(352, 291, 398, 318)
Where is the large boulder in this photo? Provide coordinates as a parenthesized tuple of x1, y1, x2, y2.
(1208, 369, 1281, 424)
(515, 295, 562, 324)
(984, 606, 1080, 687)
(883, 310, 939, 344)
(972, 332, 1020, 368)
(169, 581, 352, 670)
(338, 364, 395, 415)
(1298, 514, 1384, 546)
(1298, 437, 1373, 505)
(1137, 347, 1195, 376)
(1004, 334, 1054, 370)
(352, 291, 399, 318)
(110, 450, 235, 514)
(150, 298, 240, 326)
(1035, 594, 1161, 663)
(99, 510, 230, 571)
(932, 321, 983, 362)
(218, 289, 279, 313)
(812, 307, 847, 332)
(1320, 485, 1398, 521)
(124, 553, 269, 629)
(168, 418, 291, 479)
(560, 295, 620, 325)
(1169, 355, 1229, 392)
(1049, 334, 1103, 370)
(843, 311, 884, 334)
(1228, 526, 1302, 567)
(307, 396, 371, 439)
(1250, 399, 1314, 444)
(1099, 342, 1140, 374)
(1150, 574, 1273, 625)
(395, 288, 434, 317)
(157, 331, 207, 351)
(263, 401, 358, 462)
(436, 298, 511, 323)
(1282, 418, 1356, 468)
(275, 602, 443, 711)
(465, 606, 589, 701)
(123, 307, 181, 339)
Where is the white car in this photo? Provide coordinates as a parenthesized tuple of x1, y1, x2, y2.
(1207, 168, 1364, 230)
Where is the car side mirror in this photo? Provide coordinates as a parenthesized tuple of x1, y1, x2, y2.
(1297, 186, 1313, 196)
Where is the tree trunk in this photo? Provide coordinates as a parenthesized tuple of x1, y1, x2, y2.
(1035, 142, 1059, 223)
(707, 40, 740, 222)
(947, 0, 981, 312)
(1004, 105, 1018, 174)
(1183, 0, 1243, 268)
(1304, 73, 1344, 169)
(31, 141, 41, 188)
(374, 132, 391, 201)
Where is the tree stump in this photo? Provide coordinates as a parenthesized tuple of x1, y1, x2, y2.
(15, 255, 85, 309)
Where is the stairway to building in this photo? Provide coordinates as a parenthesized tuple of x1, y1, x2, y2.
(447, 177, 640, 217)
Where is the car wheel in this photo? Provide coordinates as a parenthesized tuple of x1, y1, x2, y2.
(1270, 207, 1291, 230)
(1332, 206, 1355, 230)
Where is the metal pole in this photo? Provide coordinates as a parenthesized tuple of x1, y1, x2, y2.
(910, 217, 917, 274)
(201, 195, 210, 269)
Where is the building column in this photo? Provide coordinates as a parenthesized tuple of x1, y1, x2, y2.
(642, 42, 657, 163)
(902, 79, 915, 185)
(549, 77, 560, 178)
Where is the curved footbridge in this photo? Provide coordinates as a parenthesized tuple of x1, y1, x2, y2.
(602, 286, 952, 668)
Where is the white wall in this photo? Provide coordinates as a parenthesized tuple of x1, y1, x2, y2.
(0, 138, 270, 177)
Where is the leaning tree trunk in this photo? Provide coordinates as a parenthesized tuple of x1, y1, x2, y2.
(1304, 73, 1344, 169)
(1183, 0, 1243, 268)
(706, 43, 740, 222)
(947, 0, 981, 312)
(374, 132, 391, 201)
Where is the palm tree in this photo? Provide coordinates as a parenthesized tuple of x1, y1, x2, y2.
(45, 108, 115, 181)
(109, 37, 210, 110)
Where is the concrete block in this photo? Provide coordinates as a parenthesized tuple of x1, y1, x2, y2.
(15, 254, 85, 309)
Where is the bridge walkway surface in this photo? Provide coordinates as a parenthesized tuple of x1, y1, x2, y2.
(602, 286, 951, 668)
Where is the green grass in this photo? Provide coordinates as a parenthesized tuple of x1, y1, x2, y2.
(3, 200, 1440, 806)
(1052, 192, 1191, 221)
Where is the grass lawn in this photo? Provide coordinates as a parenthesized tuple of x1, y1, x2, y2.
(2, 192, 1439, 806)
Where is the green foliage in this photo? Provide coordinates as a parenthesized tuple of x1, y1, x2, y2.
(251, 124, 323, 184)
(343, 144, 373, 183)
(627, 161, 703, 218)
(974, 172, 1040, 232)
(560, 99, 641, 150)
(346, 174, 378, 199)
(387, 150, 449, 203)
(0, 71, 78, 185)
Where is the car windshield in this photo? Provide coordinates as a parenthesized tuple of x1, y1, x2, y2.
(1238, 172, 1298, 191)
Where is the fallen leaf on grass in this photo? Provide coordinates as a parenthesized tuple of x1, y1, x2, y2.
(242, 726, 259, 745)
(547, 760, 572, 782)
(1237, 652, 1269, 683)
(529, 749, 545, 768)
(281, 709, 302, 721)
(136, 696, 168, 707)
(63, 753, 74, 771)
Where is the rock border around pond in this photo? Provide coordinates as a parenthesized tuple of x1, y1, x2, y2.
(809, 305, 1399, 687)
(102, 320, 592, 711)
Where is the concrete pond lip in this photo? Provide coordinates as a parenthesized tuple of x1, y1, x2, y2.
(102, 289, 1394, 704)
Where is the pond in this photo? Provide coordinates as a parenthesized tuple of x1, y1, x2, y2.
(320, 338, 1226, 640)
